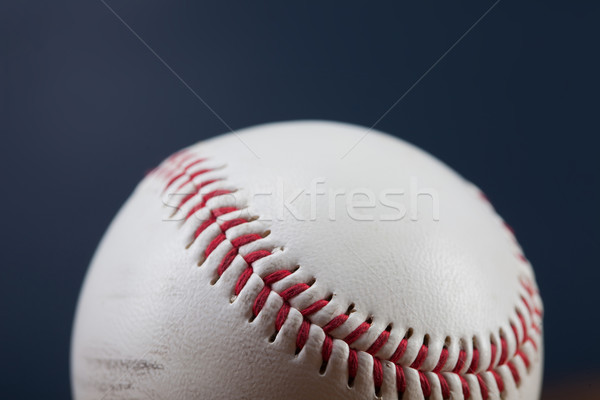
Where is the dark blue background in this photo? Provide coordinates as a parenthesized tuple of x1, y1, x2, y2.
(1, 1, 598, 398)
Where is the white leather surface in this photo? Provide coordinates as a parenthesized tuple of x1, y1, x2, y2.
(71, 121, 543, 399)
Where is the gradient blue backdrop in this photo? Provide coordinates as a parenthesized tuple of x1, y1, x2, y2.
(1, 1, 598, 398)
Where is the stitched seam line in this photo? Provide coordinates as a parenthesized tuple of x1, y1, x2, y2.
(156, 151, 543, 400)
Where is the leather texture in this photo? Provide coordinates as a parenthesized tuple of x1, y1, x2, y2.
(71, 121, 543, 400)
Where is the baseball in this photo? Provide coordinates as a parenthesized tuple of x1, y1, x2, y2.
(71, 121, 543, 399)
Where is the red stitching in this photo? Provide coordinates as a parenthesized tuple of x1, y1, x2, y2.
(276, 303, 290, 331)
(301, 300, 328, 317)
(366, 329, 390, 356)
(348, 349, 358, 381)
(344, 322, 371, 345)
(220, 218, 246, 231)
(217, 248, 238, 276)
(453, 349, 467, 374)
(205, 233, 226, 258)
(322, 314, 349, 334)
(253, 286, 270, 317)
(438, 372, 451, 399)
(389, 337, 408, 364)
(395, 365, 406, 393)
(459, 375, 470, 399)
(410, 344, 428, 369)
(263, 270, 291, 285)
(231, 233, 262, 248)
(280, 283, 310, 301)
(322, 335, 333, 364)
(179, 179, 219, 209)
(235, 267, 252, 295)
(373, 358, 383, 391)
(498, 337, 509, 365)
(433, 347, 448, 373)
(418, 371, 431, 397)
(467, 347, 479, 373)
(244, 250, 271, 265)
(157, 155, 543, 399)
(477, 374, 489, 400)
(296, 320, 310, 351)
(163, 158, 205, 190)
(507, 361, 521, 385)
(491, 369, 504, 392)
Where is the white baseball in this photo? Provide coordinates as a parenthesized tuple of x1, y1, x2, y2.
(71, 121, 543, 400)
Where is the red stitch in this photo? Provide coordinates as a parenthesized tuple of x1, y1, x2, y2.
(173, 168, 213, 192)
(205, 233, 226, 258)
(301, 300, 328, 317)
(366, 330, 390, 356)
(220, 218, 247, 232)
(212, 206, 238, 217)
(179, 179, 220, 209)
(348, 349, 358, 380)
(507, 361, 521, 384)
(174, 169, 214, 192)
(181, 167, 212, 185)
(517, 312, 528, 344)
(489, 342, 498, 370)
(434, 373, 449, 399)
(520, 278, 536, 297)
(275, 303, 290, 331)
(181, 158, 205, 170)
(477, 374, 489, 400)
(163, 158, 205, 190)
(280, 283, 310, 302)
(218, 248, 238, 276)
(263, 270, 292, 286)
(194, 217, 216, 238)
(296, 320, 310, 351)
(322, 314, 349, 334)
(433, 347, 449, 372)
(200, 189, 234, 208)
(322, 335, 333, 363)
(243, 250, 271, 265)
(344, 322, 371, 345)
(231, 233, 262, 248)
(372, 358, 383, 391)
(459, 375, 470, 399)
(186, 202, 206, 220)
(499, 337, 509, 365)
(527, 332, 539, 351)
(389, 337, 408, 363)
(520, 295, 533, 314)
(395, 365, 406, 393)
(164, 172, 186, 192)
(178, 192, 197, 210)
(453, 349, 467, 374)
(252, 286, 271, 317)
(467, 347, 480, 373)
(511, 323, 520, 347)
(517, 350, 530, 369)
(410, 344, 428, 369)
(234, 267, 253, 295)
(418, 372, 431, 397)
(491, 369, 504, 393)
(517, 253, 528, 263)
